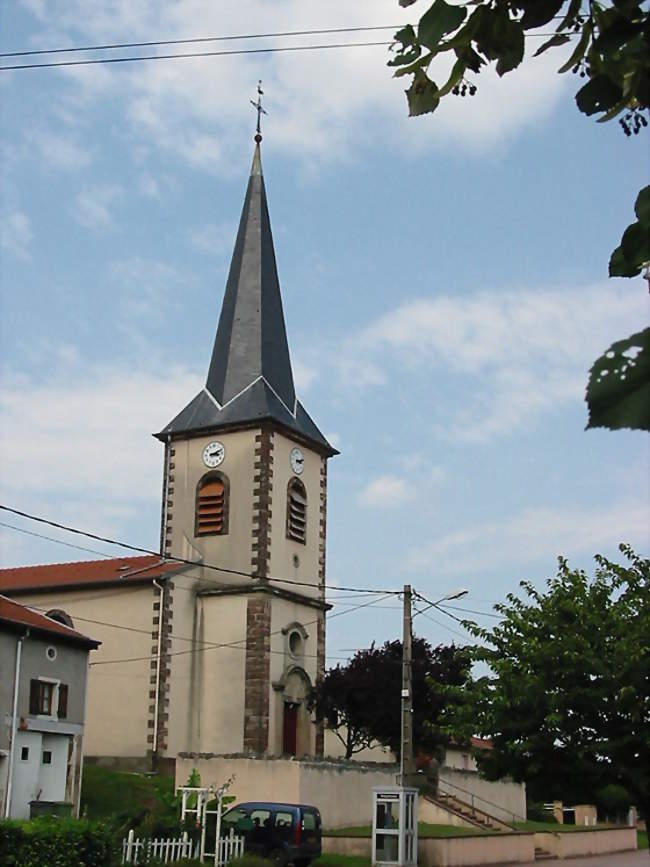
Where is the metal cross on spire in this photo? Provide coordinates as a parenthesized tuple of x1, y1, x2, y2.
(250, 80, 267, 143)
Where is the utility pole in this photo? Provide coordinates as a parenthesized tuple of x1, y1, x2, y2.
(400, 584, 414, 787)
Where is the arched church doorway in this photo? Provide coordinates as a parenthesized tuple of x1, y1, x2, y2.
(274, 667, 312, 756)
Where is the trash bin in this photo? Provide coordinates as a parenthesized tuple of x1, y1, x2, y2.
(29, 800, 73, 819)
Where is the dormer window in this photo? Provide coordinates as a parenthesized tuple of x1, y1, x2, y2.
(286, 478, 307, 544)
(195, 472, 229, 536)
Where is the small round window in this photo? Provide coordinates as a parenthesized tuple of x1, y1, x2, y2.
(45, 646, 57, 662)
(289, 631, 303, 657)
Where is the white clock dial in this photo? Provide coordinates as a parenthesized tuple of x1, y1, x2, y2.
(202, 441, 225, 468)
(290, 447, 305, 475)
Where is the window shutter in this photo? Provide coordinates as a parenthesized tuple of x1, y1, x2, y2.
(58, 683, 68, 719)
(29, 679, 40, 715)
(287, 480, 307, 544)
(196, 477, 226, 535)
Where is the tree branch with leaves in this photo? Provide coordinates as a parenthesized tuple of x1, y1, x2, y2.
(390, 0, 649, 431)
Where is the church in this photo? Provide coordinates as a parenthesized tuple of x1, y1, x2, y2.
(0, 134, 339, 773)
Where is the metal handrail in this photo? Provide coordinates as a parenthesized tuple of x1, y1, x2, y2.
(436, 776, 526, 825)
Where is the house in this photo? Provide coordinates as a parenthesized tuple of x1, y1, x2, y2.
(0, 595, 100, 818)
(0, 136, 337, 774)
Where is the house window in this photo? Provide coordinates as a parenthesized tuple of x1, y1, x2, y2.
(20, 747, 29, 761)
(29, 679, 55, 716)
(195, 472, 229, 536)
(42, 751, 52, 765)
(286, 478, 307, 544)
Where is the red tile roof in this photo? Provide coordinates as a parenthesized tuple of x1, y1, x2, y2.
(0, 554, 180, 594)
(0, 595, 100, 648)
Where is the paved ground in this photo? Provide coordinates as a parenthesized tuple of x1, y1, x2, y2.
(519, 851, 648, 867)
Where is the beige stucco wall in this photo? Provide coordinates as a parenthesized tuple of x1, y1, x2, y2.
(175, 755, 397, 828)
(168, 429, 257, 585)
(439, 767, 526, 824)
(324, 728, 395, 763)
(8, 586, 153, 758)
(419, 797, 479, 828)
(268, 432, 321, 599)
(534, 827, 637, 858)
(418, 834, 535, 866)
(444, 746, 478, 771)
(325, 834, 536, 867)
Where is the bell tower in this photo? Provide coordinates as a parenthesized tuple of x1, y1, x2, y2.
(154, 131, 337, 757)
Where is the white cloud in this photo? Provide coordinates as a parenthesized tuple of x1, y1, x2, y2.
(0, 362, 202, 510)
(75, 183, 123, 230)
(407, 499, 650, 578)
(18, 0, 570, 175)
(1, 211, 33, 260)
(359, 474, 415, 507)
(187, 221, 237, 256)
(29, 130, 92, 171)
(346, 283, 648, 440)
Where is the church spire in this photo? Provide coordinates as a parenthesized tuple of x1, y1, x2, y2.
(205, 137, 295, 412)
(156, 115, 336, 456)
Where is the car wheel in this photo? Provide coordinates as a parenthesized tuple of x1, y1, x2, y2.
(269, 849, 289, 867)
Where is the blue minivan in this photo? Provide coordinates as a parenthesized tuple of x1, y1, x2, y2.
(221, 801, 322, 866)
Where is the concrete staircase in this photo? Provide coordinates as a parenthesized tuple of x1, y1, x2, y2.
(425, 791, 515, 833)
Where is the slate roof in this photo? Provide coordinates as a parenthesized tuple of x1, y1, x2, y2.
(0, 555, 180, 595)
(155, 144, 337, 456)
(0, 595, 100, 648)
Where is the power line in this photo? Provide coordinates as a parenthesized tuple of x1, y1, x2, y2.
(412, 604, 475, 643)
(0, 520, 115, 560)
(0, 505, 398, 596)
(0, 30, 576, 72)
(0, 40, 392, 72)
(439, 602, 501, 619)
(0, 25, 401, 58)
(89, 591, 396, 667)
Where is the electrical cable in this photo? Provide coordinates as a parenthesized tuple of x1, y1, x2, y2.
(412, 604, 475, 643)
(0, 25, 402, 58)
(0, 520, 115, 560)
(0, 30, 577, 72)
(0, 40, 393, 71)
(0, 505, 399, 595)
(439, 603, 501, 619)
(88, 591, 396, 667)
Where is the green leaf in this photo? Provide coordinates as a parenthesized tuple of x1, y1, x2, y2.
(388, 47, 423, 68)
(534, 33, 571, 57)
(438, 56, 467, 97)
(418, 0, 468, 52)
(406, 68, 440, 116)
(608, 244, 642, 277)
(634, 185, 650, 226)
(393, 24, 418, 49)
(575, 74, 623, 115)
(495, 18, 525, 75)
(586, 328, 650, 431)
(519, 0, 565, 30)
(621, 221, 650, 262)
(558, 21, 593, 73)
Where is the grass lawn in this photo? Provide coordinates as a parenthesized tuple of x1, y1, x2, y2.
(324, 823, 496, 838)
(513, 820, 620, 833)
(638, 830, 648, 849)
(80, 765, 174, 822)
(313, 857, 371, 867)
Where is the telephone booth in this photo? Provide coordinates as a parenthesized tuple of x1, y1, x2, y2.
(372, 786, 418, 867)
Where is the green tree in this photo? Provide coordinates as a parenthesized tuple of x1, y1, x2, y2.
(389, 0, 650, 431)
(433, 545, 650, 822)
(310, 638, 472, 759)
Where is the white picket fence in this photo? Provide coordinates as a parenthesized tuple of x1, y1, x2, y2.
(122, 827, 245, 864)
(122, 830, 195, 863)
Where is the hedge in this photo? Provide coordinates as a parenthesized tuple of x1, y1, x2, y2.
(0, 816, 115, 867)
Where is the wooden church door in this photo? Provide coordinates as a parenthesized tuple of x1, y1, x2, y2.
(283, 702, 298, 755)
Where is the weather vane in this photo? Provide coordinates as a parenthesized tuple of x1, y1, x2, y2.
(250, 80, 267, 143)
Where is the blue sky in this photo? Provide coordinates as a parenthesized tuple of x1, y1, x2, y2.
(1, 0, 648, 661)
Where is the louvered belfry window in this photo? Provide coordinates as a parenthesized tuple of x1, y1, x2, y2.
(287, 478, 307, 544)
(196, 474, 229, 536)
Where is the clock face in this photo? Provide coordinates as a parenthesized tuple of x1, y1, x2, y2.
(202, 441, 225, 468)
(290, 447, 304, 475)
